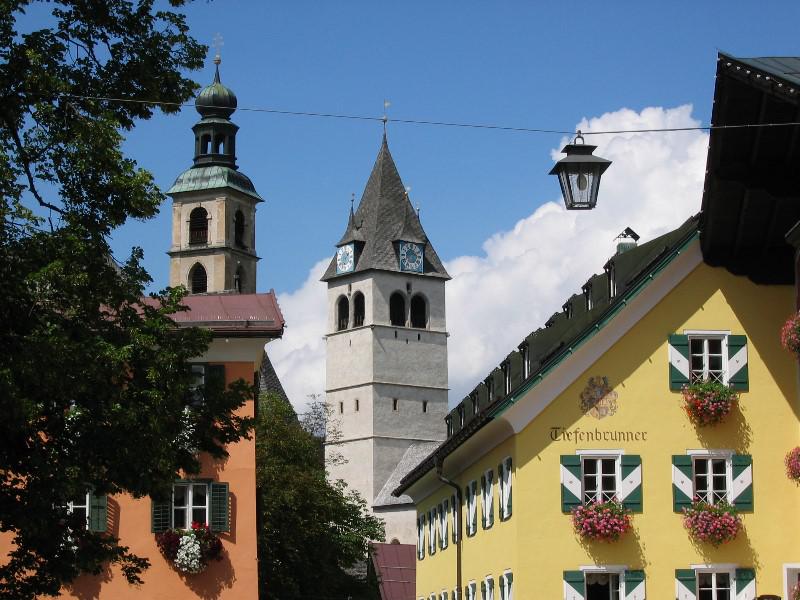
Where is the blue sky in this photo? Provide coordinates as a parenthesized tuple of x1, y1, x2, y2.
(25, 1, 800, 405)
(110, 1, 800, 296)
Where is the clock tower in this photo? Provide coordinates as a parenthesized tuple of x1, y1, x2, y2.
(166, 57, 261, 294)
(322, 136, 450, 544)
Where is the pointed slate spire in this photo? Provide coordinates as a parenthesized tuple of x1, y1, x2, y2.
(322, 137, 449, 280)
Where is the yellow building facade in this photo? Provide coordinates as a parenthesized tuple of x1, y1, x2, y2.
(402, 232, 800, 599)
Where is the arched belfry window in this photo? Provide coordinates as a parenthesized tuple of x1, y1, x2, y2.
(337, 296, 349, 331)
(234, 267, 243, 293)
(389, 292, 406, 327)
(410, 294, 427, 329)
(214, 134, 225, 154)
(189, 207, 208, 245)
(234, 210, 245, 248)
(353, 292, 365, 327)
(200, 134, 211, 154)
(189, 263, 207, 294)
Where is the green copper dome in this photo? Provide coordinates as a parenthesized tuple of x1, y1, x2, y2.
(195, 62, 237, 118)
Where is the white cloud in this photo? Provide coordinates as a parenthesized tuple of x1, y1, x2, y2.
(271, 104, 709, 411)
(267, 258, 329, 414)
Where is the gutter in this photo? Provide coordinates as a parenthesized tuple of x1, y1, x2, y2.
(435, 455, 461, 597)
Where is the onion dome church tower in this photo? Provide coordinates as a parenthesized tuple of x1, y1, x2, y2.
(166, 55, 261, 294)
(322, 136, 450, 544)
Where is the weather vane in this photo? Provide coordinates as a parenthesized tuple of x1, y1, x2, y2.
(383, 99, 391, 132)
(212, 33, 224, 64)
(350, 192, 355, 211)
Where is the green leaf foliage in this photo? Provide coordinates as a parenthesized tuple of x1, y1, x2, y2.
(0, 2, 254, 598)
(256, 393, 385, 600)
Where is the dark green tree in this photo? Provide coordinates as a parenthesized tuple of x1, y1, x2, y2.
(256, 393, 385, 600)
(0, 2, 253, 598)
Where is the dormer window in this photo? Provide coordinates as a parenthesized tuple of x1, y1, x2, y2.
(486, 377, 495, 402)
(519, 344, 530, 379)
(605, 263, 616, 299)
(458, 405, 464, 427)
(471, 393, 478, 416)
(563, 301, 573, 319)
(501, 362, 511, 395)
(582, 282, 593, 311)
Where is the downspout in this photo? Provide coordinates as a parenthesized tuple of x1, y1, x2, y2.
(435, 454, 462, 597)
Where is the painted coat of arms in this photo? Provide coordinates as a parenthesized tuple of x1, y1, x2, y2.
(580, 376, 618, 419)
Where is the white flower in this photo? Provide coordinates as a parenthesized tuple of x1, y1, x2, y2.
(174, 532, 204, 574)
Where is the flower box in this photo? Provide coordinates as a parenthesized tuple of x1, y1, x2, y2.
(681, 380, 738, 426)
(786, 447, 800, 484)
(571, 499, 632, 542)
(155, 522, 223, 574)
(781, 312, 800, 356)
(682, 499, 741, 547)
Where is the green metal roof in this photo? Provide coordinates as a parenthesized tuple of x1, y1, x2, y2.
(167, 165, 262, 202)
(394, 216, 701, 495)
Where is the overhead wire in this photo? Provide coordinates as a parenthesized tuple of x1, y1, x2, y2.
(58, 93, 800, 137)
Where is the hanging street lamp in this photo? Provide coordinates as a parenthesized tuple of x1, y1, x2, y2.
(549, 132, 612, 210)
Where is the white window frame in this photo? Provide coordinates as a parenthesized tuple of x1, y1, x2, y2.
(451, 493, 459, 542)
(499, 571, 513, 600)
(578, 453, 621, 504)
(579, 566, 626, 599)
(482, 576, 494, 600)
(499, 457, 512, 520)
(466, 480, 478, 536)
(66, 491, 91, 530)
(684, 330, 730, 384)
(440, 591, 449, 600)
(417, 514, 425, 560)
(428, 507, 436, 554)
(693, 567, 735, 600)
(686, 450, 734, 505)
(466, 581, 477, 600)
(481, 469, 494, 528)
(783, 563, 800, 600)
(502, 362, 511, 395)
(172, 482, 210, 530)
(439, 499, 449, 549)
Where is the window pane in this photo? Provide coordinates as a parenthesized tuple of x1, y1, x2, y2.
(174, 507, 186, 529)
(584, 459, 597, 474)
(192, 484, 207, 507)
(174, 485, 187, 506)
(698, 573, 712, 587)
(691, 339, 704, 353)
(708, 339, 722, 354)
(716, 591, 729, 600)
(192, 507, 207, 525)
(691, 355, 704, 370)
(712, 460, 726, 474)
(695, 474, 707, 491)
(709, 355, 722, 371)
(716, 573, 730, 588)
(695, 459, 708, 474)
(601, 459, 615, 474)
(698, 591, 713, 600)
(602, 475, 616, 492)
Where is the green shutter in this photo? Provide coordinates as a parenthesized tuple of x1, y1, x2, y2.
(668, 334, 690, 390)
(619, 455, 643, 513)
(480, 474, 487, 528)
(731, 454, 753, 511)
(151, 497, 171, 533)
(563, 570, 584, 600)
(210, 482, 230, 532)
(734, 568, 755, 600)
(480, 580, 486, 600)
(503, 457, 512, 520)
(728, 335, 748, 391)
(560, 455, 582, 513)
(671, 455, 693, 512)
(675, 569, 696, 600)
(88, 493, 107, 533)
(624, 569, 645, 600)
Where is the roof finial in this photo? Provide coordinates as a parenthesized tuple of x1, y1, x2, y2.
(382, 99, 391, 135)
(350, 192, 355, 212)
(212, 33, 223, 82)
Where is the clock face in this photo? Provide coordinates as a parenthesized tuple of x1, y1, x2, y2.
(336, 244, 355, 274)
(399, 241, 424, 273)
